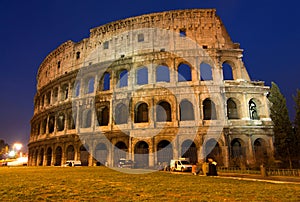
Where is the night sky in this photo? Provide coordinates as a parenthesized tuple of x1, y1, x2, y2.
(1, 0, 299, 150)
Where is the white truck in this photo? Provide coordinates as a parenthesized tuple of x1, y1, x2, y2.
(170, 158, 193, 172)
(63, 160, 82, 167)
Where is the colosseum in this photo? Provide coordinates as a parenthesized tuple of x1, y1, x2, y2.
(28, 9, 274, 168)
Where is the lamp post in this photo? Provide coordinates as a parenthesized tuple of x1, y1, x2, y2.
(285, 138, 292, 169)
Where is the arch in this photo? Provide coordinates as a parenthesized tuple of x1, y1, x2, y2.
(230, 138, 245, 158)
(46, 147, 52, 166)
(66, 145, 75, 160)
(74, 82, 80, 97)
(61, 84, 69, 100)
(137, 67, 148, 85)
(80, 145, 89, 166)
(178, 63, 192, 82)
(42, 118, 47, 134)
(82, 109, 92, 128)
(68, 111, 76, 129)
(156, 65, 170, 82)
(157, 140, 173, 164)
(222, 62, 234, 80)
(53, 87, 58, 103)
(254, 138, 268, 164)
(97, 106, 109, 126)
(118, 69, 128, 88)
(115, 103, 128, 124)
(48, 115, 55, 133)
(39, 148, 44, 166)
(135, 102, 148, 123)
(179, 100, 195, 121)
(156, 101, 172, 122)
(55, 146, 62, 166)
(181, 140, 197, 164)
(134, 141, 149, 168)
(102, 72, 110, 91)
(95, 143, 108, 166)
(57, 113, 65, 131)
(227, 98, 239, 119)
(86, 77, 95, 94)
(204, 139, 222, 165)
(249, 99, 259, 120)
(203, 98, 217, 120)
(200, 62, 213, 81)
(114, 141, 128, 166)
(34, 149, 38, 166)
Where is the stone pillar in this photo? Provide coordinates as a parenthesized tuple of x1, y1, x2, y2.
(247, 135, 255, 164)
(148, 139, 154, 168)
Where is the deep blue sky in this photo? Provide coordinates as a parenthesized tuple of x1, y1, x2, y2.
(0, 0, 299, 149)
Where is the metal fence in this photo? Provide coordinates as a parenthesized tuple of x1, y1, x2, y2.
(217, 167, 300, 177)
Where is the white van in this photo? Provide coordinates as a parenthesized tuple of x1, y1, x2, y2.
(63, 160, 82, 167)
(170, 158, 193, 172)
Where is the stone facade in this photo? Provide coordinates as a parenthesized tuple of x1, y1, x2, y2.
(28, 9, 274, 168)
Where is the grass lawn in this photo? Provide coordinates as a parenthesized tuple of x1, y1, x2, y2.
(0, 167, 299, 201)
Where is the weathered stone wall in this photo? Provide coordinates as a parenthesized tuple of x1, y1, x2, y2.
(29, 9, 273, 168)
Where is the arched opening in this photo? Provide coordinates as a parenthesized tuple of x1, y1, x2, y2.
(203, 98, 217, 120)
(156, 101, 171, 122)
(114, 141, 128, 166)
(57, 113, 65, 131)
(249, 99, 259, 120)
(55, 146, 62, 166)
(42, 118, 47, 134)
(205, 139, 222, 165)
(134, 141, 149, 168)
(230, 139, 245, 167)
(66, 145, 75, 160)
(61, 84, 69, 100)
(157, 140, 173, 164)
(86, 77, 95, 94)
(181, 140, 197, 164)
(80, 145, 89, 166)
(156, 65, 170, 82)
(118, 69, 128, 88)
(227, 98, 239, 119)
(53, 87, 58, 103)
(39, 148, 44, 166)
(137, 67, 148, 85)
(179, 100, 194, 121)
(48, 115, 55, 133)
(34, 149, 38, 166)
(82, 110, 92, 128)
(97, 106, 109, 126)
(102, 72, 110, 91)
(200, 63, 213, 81)
(95, 143, 108, 166)
(222, 62, 234, 80)
(254, 138, 268, 165)
(178, 63, 192, 82)
(46, 147, 52, 166)
(115, 103, 128, 124)
(68, 111, 76, 129)
(74, 82, 80, 97)
(135, 102, 148, 123)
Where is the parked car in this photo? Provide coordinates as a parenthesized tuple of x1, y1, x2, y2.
(170, 158, 193, 172)
(63, 160, 82, 167)
(118, 158, 135, 168)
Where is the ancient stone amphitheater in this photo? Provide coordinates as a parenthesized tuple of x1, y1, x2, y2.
(28, 9, 274, 168)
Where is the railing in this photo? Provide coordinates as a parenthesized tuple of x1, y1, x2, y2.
(267, 169, 300, 177)
(217, 167, 260, 175)
(217, 167, 300, 177)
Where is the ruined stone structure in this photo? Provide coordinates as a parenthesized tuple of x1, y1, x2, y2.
(28, 9, 274, 168)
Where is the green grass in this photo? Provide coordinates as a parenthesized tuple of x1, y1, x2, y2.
(0, 167, 299, 201)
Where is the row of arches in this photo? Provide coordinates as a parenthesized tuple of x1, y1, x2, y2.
(30, 137, 269, 167)
(32, 97, 260, 136)
(73, 62, 234, 97)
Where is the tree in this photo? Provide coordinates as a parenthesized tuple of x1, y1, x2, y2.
(293, 89, 300, 162)
(0, 139, 9, 159)
(268, 82, 293, 166)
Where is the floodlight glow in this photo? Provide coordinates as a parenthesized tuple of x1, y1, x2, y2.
(13, 143, 22, 151)
(8, 151, 15, 157)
